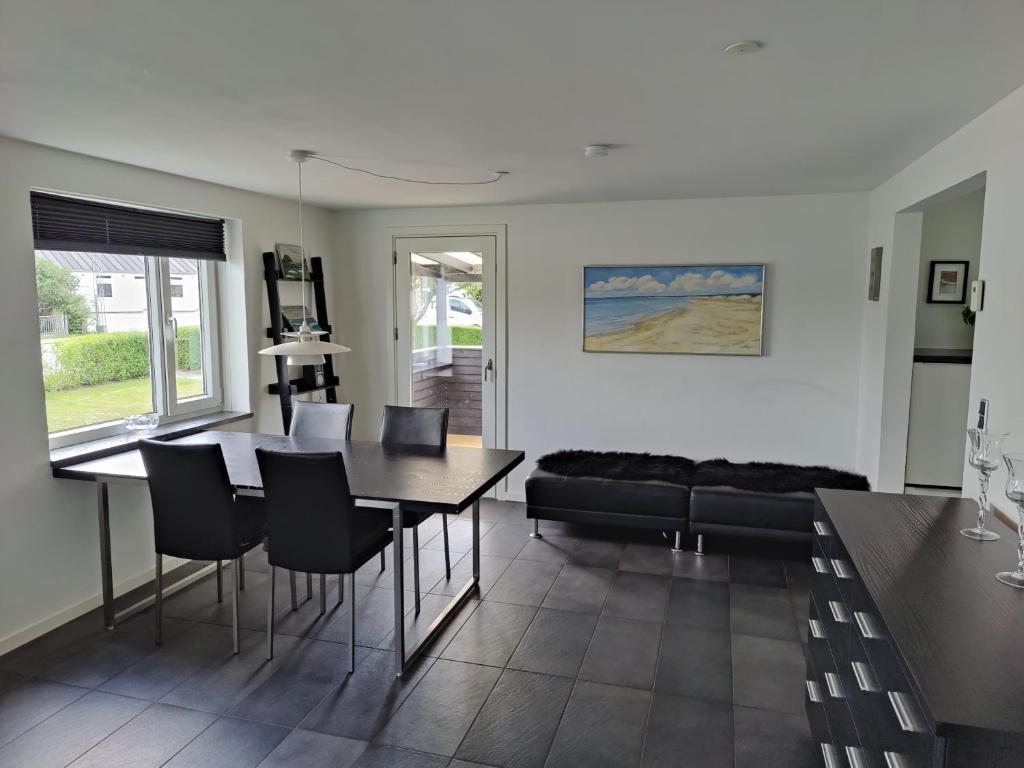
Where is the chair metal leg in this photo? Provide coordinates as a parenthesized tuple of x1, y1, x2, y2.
(266, 566, 275, 660)
(338, 574, 344, 605)
(413, 525, 421, 616)
(530, 518, 543, 539)
(289, 571, 298, 611)
(154, 553, 163, 646)
(696, 534, 705, 556)
(320, 573, 327, 616)
(232, 558, 241, 654)
(347, 573, 356, 673)
(672, 531, 683, 552)
(306, 572, 313, 600)
(216, 560, 223, 603)
(442, 512, 451, 579)
(380, 549, 386, 572)
(238, 556, 246, 590)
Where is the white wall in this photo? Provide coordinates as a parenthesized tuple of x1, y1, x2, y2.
(0, 137, 333, 652)
(332, 194, 869, 499)
(856, 84, 1024, 501)
(913, 188, 984, 349)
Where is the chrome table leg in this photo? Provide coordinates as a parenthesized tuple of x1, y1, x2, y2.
(97, 481, 115, 629)
(392, 502, 405, 676)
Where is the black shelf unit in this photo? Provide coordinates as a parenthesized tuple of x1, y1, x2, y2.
(263, 252, 339, 432)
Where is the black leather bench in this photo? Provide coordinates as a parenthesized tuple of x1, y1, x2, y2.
(525, 451, 868, 553)
(525, 468, 690, 550)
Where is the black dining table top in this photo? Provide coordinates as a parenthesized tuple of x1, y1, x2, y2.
(52, 431, 526, 514)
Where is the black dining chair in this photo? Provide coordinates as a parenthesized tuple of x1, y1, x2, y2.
(287, 401, 361, 608)
(256, 448, 392, 671)
(139, 439, 267, 654)
(378, 405, 449, 614)
(289, 400, 355, 440)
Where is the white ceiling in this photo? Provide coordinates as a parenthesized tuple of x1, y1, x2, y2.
(2, 0, 1023, 209)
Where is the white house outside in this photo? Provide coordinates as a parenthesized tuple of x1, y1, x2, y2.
(37, 250, 200, 333)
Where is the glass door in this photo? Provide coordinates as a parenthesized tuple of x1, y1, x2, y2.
(394, 236, 496, 448)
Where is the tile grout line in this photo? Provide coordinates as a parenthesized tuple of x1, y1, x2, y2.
(444, 527, 572, 763)
(636, 562, 687, 768)
(59, 700, 159, 768)
(539, 538, 624, 768)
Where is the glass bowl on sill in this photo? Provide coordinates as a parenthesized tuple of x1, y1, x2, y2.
(124, 413, 160, 433)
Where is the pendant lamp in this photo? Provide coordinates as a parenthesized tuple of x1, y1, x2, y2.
(260, 150, 351, 366)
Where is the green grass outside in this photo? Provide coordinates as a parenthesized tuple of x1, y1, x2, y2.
(45, 376, 205, 433)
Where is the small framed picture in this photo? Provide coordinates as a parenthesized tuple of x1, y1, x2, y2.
(275, 243, 309, 281)
(926, 260, 969, 304)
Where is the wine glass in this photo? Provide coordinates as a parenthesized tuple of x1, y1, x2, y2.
(962, 428, 1008, 541)
(997, 453, 1024, 588)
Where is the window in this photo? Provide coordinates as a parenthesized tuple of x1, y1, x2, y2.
(32, 192, 225, 446)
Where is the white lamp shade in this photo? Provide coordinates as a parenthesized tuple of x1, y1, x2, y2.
(259, 338, 351, 366)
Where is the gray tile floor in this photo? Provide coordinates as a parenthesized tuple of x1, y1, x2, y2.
(0, 500, 817, 768)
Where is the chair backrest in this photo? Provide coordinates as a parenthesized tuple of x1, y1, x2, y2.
(289, 401, 355, 440)
(139, 439, 238, 560)
(255, 448, 367, 574)
(379, 405, 449, 448)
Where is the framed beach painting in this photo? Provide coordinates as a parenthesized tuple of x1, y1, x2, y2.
(583, 264, 765, 355)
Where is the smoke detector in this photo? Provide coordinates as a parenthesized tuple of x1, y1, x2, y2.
(584, 144, 610, 159)
(724, 40, 763, 55)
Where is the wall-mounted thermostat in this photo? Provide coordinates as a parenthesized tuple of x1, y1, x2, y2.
(970, 280, 985, 312)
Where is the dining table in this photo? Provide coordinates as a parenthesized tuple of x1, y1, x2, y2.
(53, 430, 525, 675)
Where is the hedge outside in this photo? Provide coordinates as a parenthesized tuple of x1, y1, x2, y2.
(44, 327, 201, 391)
(413, 325, 482, 349)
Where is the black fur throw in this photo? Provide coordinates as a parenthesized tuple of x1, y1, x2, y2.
(536, 451, 869, 494)
(537, 450, 696, 485)
(693, 458, 870, 494)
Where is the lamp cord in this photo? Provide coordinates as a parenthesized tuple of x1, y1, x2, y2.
(310, 154, 506, 186)
(297, 160, 308, 322)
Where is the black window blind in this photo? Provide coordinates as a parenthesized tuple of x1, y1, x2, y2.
(31, 191, 226, 261)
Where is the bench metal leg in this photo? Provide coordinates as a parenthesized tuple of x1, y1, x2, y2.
(266, 566, 275, 660)
(338, 574, 344, 605)
(320, 574, 327, 615)
(696, 534, 705, 556)
(306, 572, 313, 600)
(530, 518, 543, 539)
(216, 560, 223, 602)
(154, 553, 163, 645)
(289, 571, 298, 611)
(380, 549, 386, 572)
(672, 531, 683, 553)
(238, 556, 246, 590)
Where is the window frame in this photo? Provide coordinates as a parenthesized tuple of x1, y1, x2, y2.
(45, 254, 223, 450)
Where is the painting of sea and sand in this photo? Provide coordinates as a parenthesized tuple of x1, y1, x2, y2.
(583, 265, 764, 355)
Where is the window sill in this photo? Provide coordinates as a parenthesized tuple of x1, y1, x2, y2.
(49, 411, 253, 469)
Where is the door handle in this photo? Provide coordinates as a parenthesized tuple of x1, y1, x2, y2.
(483, 358, 494, 382)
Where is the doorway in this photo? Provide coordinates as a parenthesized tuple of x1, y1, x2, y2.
(902, 184, 985, 493)
(393, 235, 498, 449)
